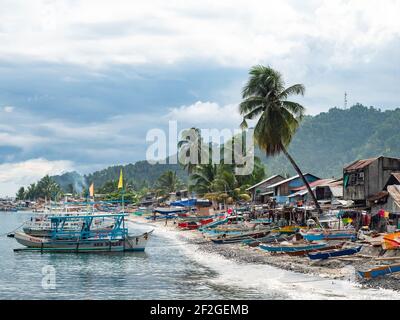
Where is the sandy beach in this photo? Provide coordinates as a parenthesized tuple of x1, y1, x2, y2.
(128, 215, 400, 294)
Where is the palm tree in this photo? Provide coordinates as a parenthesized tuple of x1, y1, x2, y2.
(156, 171, 182, 195)
(239, 65, 322, 214)
(178, 127, 210, 174)
(189, 164, 218, 195)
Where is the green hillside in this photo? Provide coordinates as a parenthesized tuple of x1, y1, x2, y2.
(258, 104, 400, 178)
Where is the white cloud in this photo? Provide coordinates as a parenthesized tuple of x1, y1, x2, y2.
(0, 158, 74, 196)
(0, 0, 399, 68)
(166, 101, 242, 128)
(3, 106, 14, 113)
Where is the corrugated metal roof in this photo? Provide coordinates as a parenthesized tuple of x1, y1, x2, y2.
(267, 173, 320, 189)
(388, 185, 400, 207)
(246, 174, 284, 191)
(291, 179, 334, 191)
(329, 186, 343, 198)
(391, 173, 400, 183)
(344, 158, 378, 171)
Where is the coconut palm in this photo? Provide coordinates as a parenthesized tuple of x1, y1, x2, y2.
(156, 171, 182, 195)
(239, 65, 322, 214)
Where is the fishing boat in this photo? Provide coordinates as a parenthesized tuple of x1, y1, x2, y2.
(242, 234, 294, 247)
(381, 232, 400, 250)
(270, 225, 300, 235)
(299, 228, 356, 241)
(357, 263, 400, 279)
(210, 229, 270, 244)
(14, 214, 153, 253)
(308, 245, 362, 260)
(178, 218, 214, 230)
(23, 214, 115, 237)
(259, 241, 327, 253)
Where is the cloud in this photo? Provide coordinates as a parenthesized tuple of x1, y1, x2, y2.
(0, 0, 399, 68)
(166, 101, 242, 128)
(0, 158, 74, 196)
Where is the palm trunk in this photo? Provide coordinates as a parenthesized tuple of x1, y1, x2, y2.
(280, 144, 323, 216)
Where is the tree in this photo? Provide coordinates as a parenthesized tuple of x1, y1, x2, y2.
(239, 65, 322, 214)
(156, 171, 182, 195)
(16, 187, 25, 200)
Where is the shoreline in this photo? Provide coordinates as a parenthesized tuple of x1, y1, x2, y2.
(129, 215, 400, 294)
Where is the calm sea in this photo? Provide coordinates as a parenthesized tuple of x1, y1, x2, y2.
(1, 211, 399, 300)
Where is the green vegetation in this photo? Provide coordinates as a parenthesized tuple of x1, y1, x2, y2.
(239, 65, 321, 213)
(16, 175, 63, 201)
(259, 103, 400, 178)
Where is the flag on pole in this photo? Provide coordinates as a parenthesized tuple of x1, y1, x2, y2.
(89, 183, 94, 197)
(118, 169, 124, 189)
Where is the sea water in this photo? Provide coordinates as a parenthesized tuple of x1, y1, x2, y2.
(0, 211, 399, 300)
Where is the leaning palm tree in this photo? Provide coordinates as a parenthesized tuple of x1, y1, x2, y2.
(239, 65, 322, 214)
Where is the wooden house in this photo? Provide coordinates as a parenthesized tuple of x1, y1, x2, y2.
(343, 156, 400, 205)
(246, 175, 285, 203)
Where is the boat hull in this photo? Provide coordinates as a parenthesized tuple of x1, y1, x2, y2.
(259, 242, 327, 253)
(307, 245, 361, 260)
(14, 230, 153, 253)
(358, 263, 400, 279)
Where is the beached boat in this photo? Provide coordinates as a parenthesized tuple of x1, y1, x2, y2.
(285, 243, 345, 257)
(259, 241, 327, 253)
(382, 232, 400, 250)
(299, 228, 356, 241)
(271, 225, 300, 235)
(242, 234, 293, 247)
(357, 263, 400, 279)
(308, 245, 362, 260)
(210, 230, 270, 244)
(178, 218, 214, 230)
(14, 214, 153, 253)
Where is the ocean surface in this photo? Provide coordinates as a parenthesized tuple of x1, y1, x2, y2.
(0, 211, 399, 300)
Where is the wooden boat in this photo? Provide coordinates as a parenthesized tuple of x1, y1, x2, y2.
(14, 214, 153, 253)
(23, 215, 115, 237)
(382, 232, 400, 250)
(307, 245, 362, 260)
(178, 218, 214, 230)
(357, 263, 400, 279)
(210, 230, 270, 244)
(242, 234, 293, 247)
(259, 241, 327, 253)
(271, 225, 300, 235)
(299, 228, 356, 241)
(285, 243, 345, 257)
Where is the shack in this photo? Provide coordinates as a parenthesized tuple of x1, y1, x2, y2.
(343, 156, 400, 205)
(246, 175, 285, 203)
(267, 173, 320, 204)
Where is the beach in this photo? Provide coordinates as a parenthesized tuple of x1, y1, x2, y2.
(128, 215, 400, 295)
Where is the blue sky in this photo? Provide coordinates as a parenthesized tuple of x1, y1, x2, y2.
(0, 0, 400, 195)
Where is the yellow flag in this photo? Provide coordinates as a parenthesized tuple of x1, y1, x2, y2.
(118, 169, 123, 189)
(89, 183, 94, 197)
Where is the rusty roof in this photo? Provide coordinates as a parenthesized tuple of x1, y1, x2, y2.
(367, 191, 389, 202)
(344, 158, 378, 171)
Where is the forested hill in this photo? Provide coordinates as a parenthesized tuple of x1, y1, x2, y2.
(52, 104, 400, 191)
(258, 104, 400, 178)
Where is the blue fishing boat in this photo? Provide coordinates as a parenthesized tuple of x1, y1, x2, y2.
(308, 246, 362, 260)
(14, 213, 153, 253)
(300, 229, 356, 241)
(357, 263, 400, 279)
(259, 242, 327, 253)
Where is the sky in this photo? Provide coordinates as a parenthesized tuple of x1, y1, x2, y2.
(0, 0, 400, 196)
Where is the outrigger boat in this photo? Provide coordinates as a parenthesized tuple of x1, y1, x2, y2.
(357, 263, 400, 279)
(381, 232, 400, 250)
(259, 241, 328, 254)
(299, 228, 356, 241)
(14, 213, 153, 253)
(23, 214, 115, 237)
(308, 245, 362, 260)
(210, 229, 271, 244)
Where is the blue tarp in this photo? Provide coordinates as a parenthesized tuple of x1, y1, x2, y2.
(170, 199, 197, 207)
